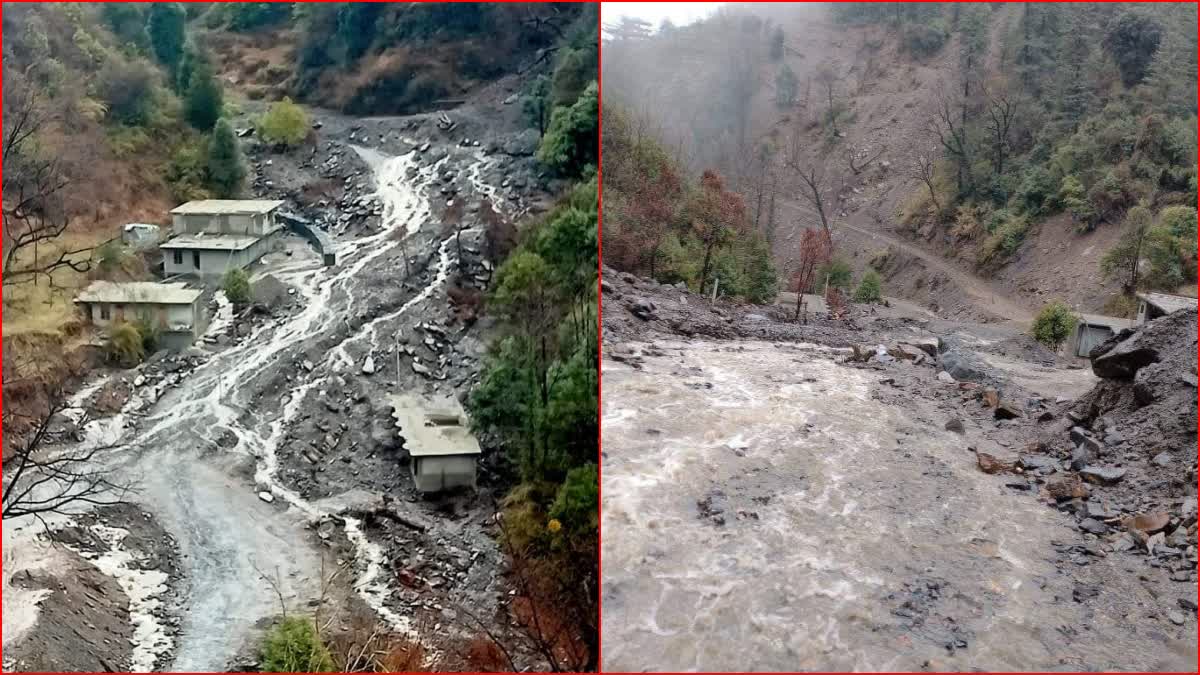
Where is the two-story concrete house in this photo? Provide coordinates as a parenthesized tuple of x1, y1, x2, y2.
(161, 199, 284, 277)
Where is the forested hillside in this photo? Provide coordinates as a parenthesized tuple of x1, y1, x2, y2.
(603, 2, 1197, 317)
(197, 2, 594, 115)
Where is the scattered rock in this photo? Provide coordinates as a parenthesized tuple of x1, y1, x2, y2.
(1045, 475, 1089, 501)
(994, 402, 1022, 420)
(362, 356, 376, 375)
(258, 491, 275, 503)
(1078, 518, 1109, 535)
(1080, 465, 1127, 485)
(976, 451, 1014, 474)
(944, 418, 964, 434)
(1168, 611, 1186, 626)
(1126, 511, 1170, 535)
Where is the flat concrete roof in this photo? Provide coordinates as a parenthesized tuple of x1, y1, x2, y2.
(170, 199, 284, 216)
(159, 233, 259, 251)
(76, 281, 201, 305)
(389, 394, 483, 458)
(1138, 292, 1196, 315)
(1077, 313, 1135, 330)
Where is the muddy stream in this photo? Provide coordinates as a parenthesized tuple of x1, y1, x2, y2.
(601, 340, 1189, 672)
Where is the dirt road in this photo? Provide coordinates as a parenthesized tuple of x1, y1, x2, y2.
(839, 220, 1034, 324)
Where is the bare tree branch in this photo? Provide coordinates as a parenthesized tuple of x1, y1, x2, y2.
(2, 392, 131, 524)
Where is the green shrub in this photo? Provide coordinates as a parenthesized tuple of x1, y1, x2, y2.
(1087, 171, 1131, 223)
(537, 81, 598, 177)
(852, 269, 883, 303)
(258, 97, 310, 147)
(134, 318, 160, 354)
(96, 58, 158, 125)
(1031, 301, 1078, 351)
(814, 258, 852, 291)
(260, 617, 335, 673)
(165, 140, 212, 202)
(901, 20, 948, 57)
(1159, 205, 1198, 239)
(229, 2, 292, 31)
(1015, 166, 1057, 217)
(95, 241, 126, 275)
(107, 322, 146, 367)
(222, 268, 251, 304)
(979, 213, 1030, 265)
(549, 464, 598, 537)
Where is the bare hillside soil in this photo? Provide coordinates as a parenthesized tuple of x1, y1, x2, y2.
(761, 6, 1126, 319)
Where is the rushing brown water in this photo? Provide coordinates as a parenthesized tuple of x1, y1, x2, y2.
(601, 340, 1196, 672)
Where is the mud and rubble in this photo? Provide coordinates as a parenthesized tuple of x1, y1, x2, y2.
(7, 84, 552, 671)
(601, 269, 1197, 671)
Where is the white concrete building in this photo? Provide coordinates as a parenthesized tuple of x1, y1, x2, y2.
(75, 281, 206, 351)
(390, 395, 483, 493)
(1068, 313, 1135, 358)
(1136, 292, 1196, 324)
(161, 234, 271, 277)
(161, 200, 285, 277)
(170, 199, 284, 237)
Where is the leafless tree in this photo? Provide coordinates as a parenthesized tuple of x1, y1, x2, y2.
(2, 78, 93, 286)
(910, 153, 942, 214)
(984, 86, 1018, 177)
(784, 126, 841, 237)
(929, 88, 972, 196)
(815, 65, 841, 136)
(2, 391, 130, 527)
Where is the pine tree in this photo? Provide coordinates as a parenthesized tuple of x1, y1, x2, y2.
(1145, 7, 1199, 116)
(147, 3, 186, 76)
(1056, 9, 1094, 129)
(184, 63, 223, 132)
(775, 65, 798, 108)
(207, 119, 246, 198)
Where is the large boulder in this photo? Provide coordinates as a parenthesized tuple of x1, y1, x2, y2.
(500, 129, 542, 157)
(936, 338, 992, 383)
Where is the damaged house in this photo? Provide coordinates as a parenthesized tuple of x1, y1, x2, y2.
(75, 281, 207, 351)
(1135, 292, 1196, 324)
(161, 199, 284, 277)
(390, 394, 482, 492)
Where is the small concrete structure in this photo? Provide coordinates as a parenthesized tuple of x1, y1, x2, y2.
(161, 199, 285, 277)
(1136, 292, 1195, 324)
(390, 394, 482, 493)
(75, 281, 206, 351)
(121, 223, 161, 250)
(1068, 313, 1135, 358)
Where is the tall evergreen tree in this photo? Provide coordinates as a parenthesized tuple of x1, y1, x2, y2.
(1056, 9, 1094, 129)
(184, 63, 223, 132)
(147, 3, 187, 76)
(1146, 7, 1199, 116)
(207, 119, 246, 198)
